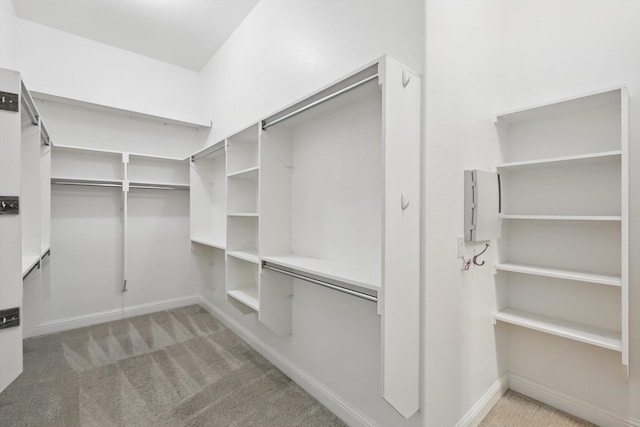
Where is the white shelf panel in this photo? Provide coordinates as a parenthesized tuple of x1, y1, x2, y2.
(227, 213, 259, 217)
(497, 150, 621, 170)
(495, 86, 624, 124)
(55, 144, 187, 162)
(227, 250, 259, 264)
(32, 91, 211, 129)
(227, 166, 259, 179)
(261, 253, 381, 291)
(190, 237, 226, 250)
(22, 255, 40, 277)
(227, 287, 259, 312)
(500, 214, 621, 221)
(495, 262, 621, 287)
(51, 177, 123, 186)
(495, 308, 622, 352)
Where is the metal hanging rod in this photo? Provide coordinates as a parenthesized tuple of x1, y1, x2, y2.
(262, 73, 379, 131)
(51, 179, 122, 188)
(40, 122, 51, 146)
(191, 142, 225, 162)
(23, 260, 40, 280)
(262, 262, 377, 303)
(21, 81, 39, 126)
(129, 183, 189, 191)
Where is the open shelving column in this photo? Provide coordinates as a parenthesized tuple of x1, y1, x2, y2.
(494, 86, 629, 366)
(225, 125, 261, 314)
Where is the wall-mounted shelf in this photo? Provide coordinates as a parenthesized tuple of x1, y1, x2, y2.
(261, 254, 380, 291)
(227, 288, 259, 312)
(22, 255, 40, 277)
(227, 166, 259, 179)
(32, 91, 211, 129)
(494, 308, 622, 352)
(191, 237, 225, 250)
(497, 150, 621, 170)
(495, 262, 621, 287)
(500, 214, 621, 221)
(227, 250, 259, 264)
(494, 86, 628, 367)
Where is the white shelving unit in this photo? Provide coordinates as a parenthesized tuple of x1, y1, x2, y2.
(494, 86, 629, 367)
(188, 56, 422, 418)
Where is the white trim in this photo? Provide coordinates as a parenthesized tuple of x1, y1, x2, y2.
(197, 296, 378, 427)
(27, 295, 200, 338)
(509, 372, 639, 427)
(455, 373, 509, 427)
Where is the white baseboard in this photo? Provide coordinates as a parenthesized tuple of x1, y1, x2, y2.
(197, 296, 377, 427)
(455, 373, 509, 427)
(28, 295, 201, 338)
(509, 372, 639, 427)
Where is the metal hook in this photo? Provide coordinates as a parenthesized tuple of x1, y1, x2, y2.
(472, 243, 490, 266)
(402, 70, 411, 88)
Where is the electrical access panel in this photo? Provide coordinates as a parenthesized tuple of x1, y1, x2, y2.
(464, 170, 501, 242)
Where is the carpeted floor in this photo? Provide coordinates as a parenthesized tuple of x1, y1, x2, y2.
(0, 305, 346, 426)
(480, 390, 597, 427)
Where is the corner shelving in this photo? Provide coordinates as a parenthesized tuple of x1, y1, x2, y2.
(494, 86, 629, 366)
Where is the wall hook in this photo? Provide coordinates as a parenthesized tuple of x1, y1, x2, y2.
(401, 192, 410, 210)
(402, 70, 411, 88)
(473, 243, 490, 266)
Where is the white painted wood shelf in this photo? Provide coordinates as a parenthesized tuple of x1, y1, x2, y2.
(500, 214, 621, 221)
(227, 250, 259, 264)
(497, 150, 621, 170)
(261, 254, 381, 291)
(190, 237, 225, 250)
(22, 255, 40, 277)
(227, 166, 259, 178)
(227, 213, 259, 217)
(227, 287, 259, 312)
(494, 85, 629, 367)
(494, 308, 622, 352)
(495, 262, 621, 287)
(32, 91, 211, 129)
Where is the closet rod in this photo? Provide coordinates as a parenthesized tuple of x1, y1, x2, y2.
(191, 142, 225, 162)
(129, 184, 188, 191)
(21, 81, 39, 126)
(40, 122, 51, 146)
(262, 262, 377, 303)
(51, 180, 122, 188)
(261, 74, 378, 130)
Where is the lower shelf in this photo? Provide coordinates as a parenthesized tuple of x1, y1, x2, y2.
(494, 307, 622, 352)
(227, 287, 260, 312)
(191, 236, 226, 250)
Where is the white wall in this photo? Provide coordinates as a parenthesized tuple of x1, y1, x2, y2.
(15, 18, 202, 122)
(197, 1, 424, 426)
(0, 0, 17, 69)
(425, 0, 640, 425)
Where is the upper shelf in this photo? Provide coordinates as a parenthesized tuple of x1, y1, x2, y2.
(500, 214, 622, 222)
(261, 253, 381, 291)
(495, 262, 621, 287)
(497, 150, 621, 170)
(495, 86, 625, 125)
(32, 91, 212, 129)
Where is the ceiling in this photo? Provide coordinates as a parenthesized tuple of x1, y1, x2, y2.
(12, 0, 260, 71)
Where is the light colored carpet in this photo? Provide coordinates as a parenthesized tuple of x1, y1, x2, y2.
(0, 305, 346, 426)
(481, 390, 598, 427)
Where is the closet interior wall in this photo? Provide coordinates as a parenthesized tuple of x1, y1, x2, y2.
(24, 99, 208, 336)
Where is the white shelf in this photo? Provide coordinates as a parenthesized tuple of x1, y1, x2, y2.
(261, 253, 381, 291)
(32, 91, 211, 129)
(494, 308, 622, 352)
(495, 262, 621, 287)
(500, 214, 621, 221)
(22, 255, 40, 277)
(190, 237, 225, 250)
(227, 166, 259, 178)
(54, 144, 187, 162)
(495, 86, 625, 124)
(227, 213, 259, 217)
(227, 287, 259, 311)
(497, 150, 621, 170)
(51, 177, 123, 186)
(227, 250, 259, 264)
